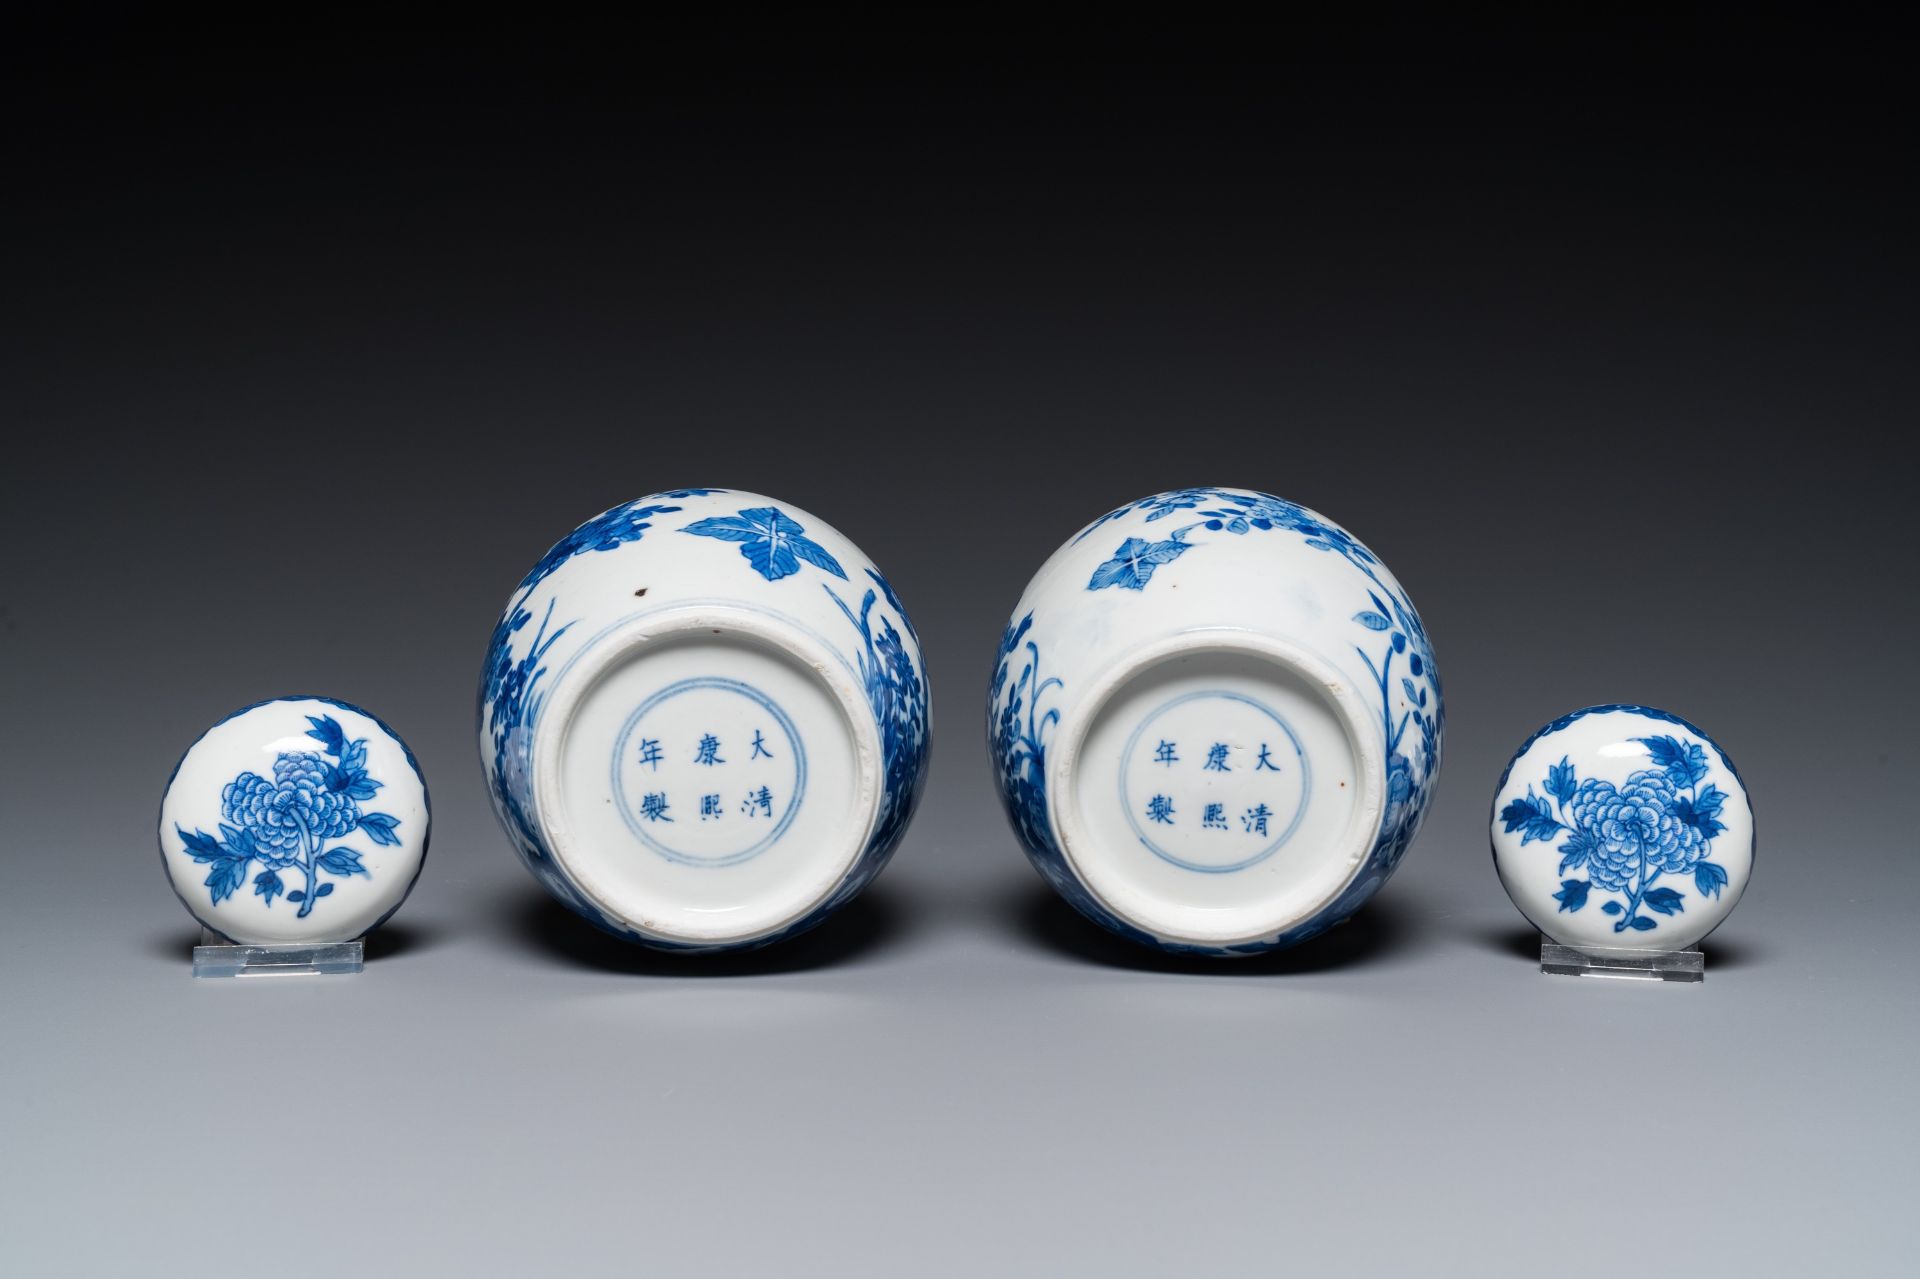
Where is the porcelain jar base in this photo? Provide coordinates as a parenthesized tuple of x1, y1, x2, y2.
(531, 607, 883, 949)
(1048, 632, 1386, 951)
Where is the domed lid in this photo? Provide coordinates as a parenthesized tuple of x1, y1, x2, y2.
(1491, 704, 1752, 954)
(159, 696, 430, 945)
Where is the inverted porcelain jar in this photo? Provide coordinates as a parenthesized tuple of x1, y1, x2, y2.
(988, 487, 1443, 956)
(480, 489, 929, 951)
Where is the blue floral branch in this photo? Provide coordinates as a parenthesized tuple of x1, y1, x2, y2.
(1512, 736, 1730, 939)
(182, 714, 394, 921)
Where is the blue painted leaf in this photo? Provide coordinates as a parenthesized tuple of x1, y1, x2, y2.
(680, 515, 761, 542)
(305, 715, 347, 756)
(1636, 735, 1709, 788)
(1498, 791, 1563, 846)
(253, 869, 284, 906)
(1674, 784, 1728, 839)
(1545, 756, 1577, 806)
(1644, 886, 1686, 916)
(177, 825, 227, 861)
(205, 856, 248, 905)
(340, 739, 368, 772)
(315, 882, 335, 897)
(1628, 915, 1659, 931)
(343, 775, 383, 801)
(1694, 861, 1729, 899)
(1369, 591, 1392, 618)
(1601, 901, 1623, 915)
(358, 813, 402, 846)
(1557, 831, 1592, 874)
(1088, 536, 1194, 591)
(1553, 878, 1589, 913)
(1402, 677, 1420, 702)
(318, 847, 369, 877)
(789, 534, 848, 580)
(1353, 610, 1392, 631)
(745, 535, 800, 581)
(287, 889, 306, 904)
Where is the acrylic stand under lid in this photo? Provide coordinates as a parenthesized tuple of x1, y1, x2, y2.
(1540, 936, 1704, 983)
(192, 927, 364, 978)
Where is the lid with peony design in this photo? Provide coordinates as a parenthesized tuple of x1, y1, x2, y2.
(159, 696, 431, 945)
(1491, 704, 1753, 955)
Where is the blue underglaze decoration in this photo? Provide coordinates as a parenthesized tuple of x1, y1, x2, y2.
(991, 491, 1445, 956)
(479, 596, 593, 917)
(683, 506, 848, 583)
(175, 715, 397, 919)
(609, 675, 809, 867)
(1117, 689, 1312, 874)
(1351, 579, 1441, 879)
(989, 612, 1061, 878)
(825, 569, 931, 874)
(1082, 487, 1378, 590)
(518, 491, 720, 594)
(1502, 734, 1732, 935)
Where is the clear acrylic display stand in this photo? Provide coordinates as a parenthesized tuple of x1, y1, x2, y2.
(193, 928, 364, 978)
(1541, 937, 1704, 983)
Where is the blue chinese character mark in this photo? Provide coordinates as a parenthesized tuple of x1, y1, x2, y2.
(639, 792, 673, 822)
(1202, 803, 1228, 830)
(1243, 803, 1272, 835)
(1146, 794, 1176, 825)
(176, 713, 397, 920)
(1204, 743, 1231, 772)
(742, 786, 774, 818)
(700, 794, 722, 820)
(638, 737, 664, 770)
(751, 729, 773, 759)
(695, 734, 724, 766)
(1154, 740, 1179, 765)
(1255, 744, 1281, 771)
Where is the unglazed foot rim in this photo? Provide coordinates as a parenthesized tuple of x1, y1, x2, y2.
(1049, 629, 1386, 948)
(532, 606, 883, 946)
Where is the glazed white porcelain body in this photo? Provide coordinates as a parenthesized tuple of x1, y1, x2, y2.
(1491, 705, 1753, 954)
(159, 696, 431, 945)
(989, 488, 1442, 955)
(480, 489, 929, 951)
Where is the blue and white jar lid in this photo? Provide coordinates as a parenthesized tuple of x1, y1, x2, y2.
(159, 697, 431, 945)
(1491, 705, 1752, 954)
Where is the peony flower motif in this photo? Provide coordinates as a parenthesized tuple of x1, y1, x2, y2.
(221, 752, 362, 868)
(181, 714, 397, 917)
(1568, 769, 1707, 892)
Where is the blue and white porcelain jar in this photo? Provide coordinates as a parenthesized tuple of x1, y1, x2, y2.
(480, 490, 929, 951)
(988, 488, 1443, 956)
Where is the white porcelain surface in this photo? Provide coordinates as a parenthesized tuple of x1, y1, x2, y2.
(1491, 705, 1753, 954)
(989, 488, 1443, 955)
(158, 697, 431, 945)
(480, 489, 928, 951)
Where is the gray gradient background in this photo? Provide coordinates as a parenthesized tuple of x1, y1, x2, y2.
(4, 33, 1917, 1277)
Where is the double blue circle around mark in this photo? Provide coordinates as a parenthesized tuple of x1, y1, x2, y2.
(611, 676, 807, 867)
(1119, 689, 1312, 874)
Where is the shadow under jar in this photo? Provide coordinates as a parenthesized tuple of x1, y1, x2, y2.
(481, 489, 930, 952)
(988, 487, 1443, 957)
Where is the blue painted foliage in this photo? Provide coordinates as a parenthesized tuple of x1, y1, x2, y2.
(825, 569, 931, 872)
(517, 491, 719, 594)
(683, 505, 847, 583)
(1502, 736, 1731, 935)
(176, 715, 395, 919)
